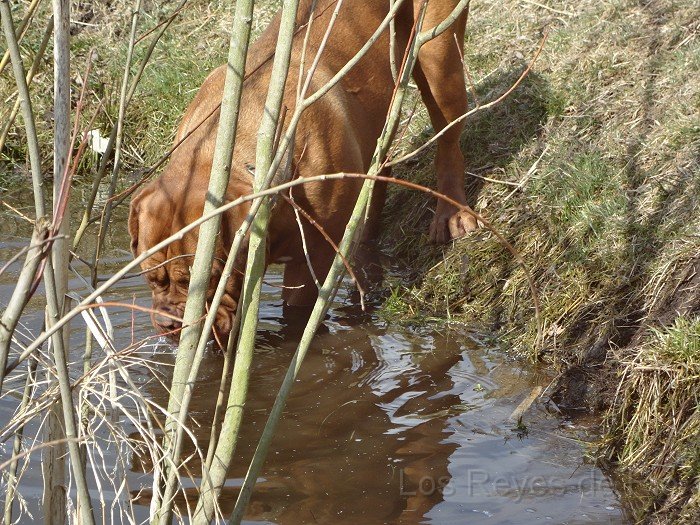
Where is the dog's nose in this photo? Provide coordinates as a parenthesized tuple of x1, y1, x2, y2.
(153, 308, 182, 333)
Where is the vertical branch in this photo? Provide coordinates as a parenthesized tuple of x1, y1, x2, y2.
(204, 306, 242, 467)
(0, 3, 67, 524)
(41, 316, 67, 525)
(295, 0, 317, 100)
(43, 1, 96, 524)
(389, 0, 398, 82)
(43, 3, 71, 522)
(228, 3, 437, 522)
(192, 0, 301, 522)
(153, 0, 257, 522)
(73, 4, 143, 513)
(52, 2, 70, 293)
(91, 0, 142, 284)
(72, 6, 146, 504)
(0, 0, 47, 214)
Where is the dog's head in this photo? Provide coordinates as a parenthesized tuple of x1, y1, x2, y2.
(128, 175, 252, 345)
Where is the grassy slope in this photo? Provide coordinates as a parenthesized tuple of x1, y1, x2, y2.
(384, 0, 699, 521)
(0, 0, 280, 177)
(1, 0, 698, 522)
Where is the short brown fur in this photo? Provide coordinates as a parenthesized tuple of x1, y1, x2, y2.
(129, 0, 474, 339)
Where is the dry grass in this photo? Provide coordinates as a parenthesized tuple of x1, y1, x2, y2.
(0, 0, 281, 181)
(603, 317, 700, 523)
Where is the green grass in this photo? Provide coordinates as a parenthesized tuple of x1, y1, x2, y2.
(0, 0, 281, 179)
(651, 317, 700, 362)
(382, 0, 699, 520)
(384, 0, 700, 348)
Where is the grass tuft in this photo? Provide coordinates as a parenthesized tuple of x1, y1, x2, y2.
(603, 316, 700, 523)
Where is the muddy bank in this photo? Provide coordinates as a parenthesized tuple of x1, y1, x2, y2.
(382, 0, 700, 522)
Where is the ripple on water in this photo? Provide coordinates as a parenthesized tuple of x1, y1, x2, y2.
(0, 197, 627, 524)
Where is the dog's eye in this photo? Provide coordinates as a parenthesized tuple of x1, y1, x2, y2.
(148, 280, 166, 291)
(145, 266, 169, 290)
(167, 272, 188, 290)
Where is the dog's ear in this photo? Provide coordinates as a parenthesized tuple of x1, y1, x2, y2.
(128, 186, 148, 256)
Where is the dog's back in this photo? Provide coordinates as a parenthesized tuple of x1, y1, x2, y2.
(129, 1, 473, 334)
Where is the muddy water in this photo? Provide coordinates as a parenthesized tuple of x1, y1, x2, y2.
(0, 186, 627, 523)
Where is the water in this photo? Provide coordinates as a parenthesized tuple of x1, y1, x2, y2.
(0, 186, 627, 523)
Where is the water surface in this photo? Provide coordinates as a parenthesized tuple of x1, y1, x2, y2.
(0, 186, 626, 523)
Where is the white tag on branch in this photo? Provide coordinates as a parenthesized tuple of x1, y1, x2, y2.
(88, 129, 109, 155)
(69, 291, 114, 351)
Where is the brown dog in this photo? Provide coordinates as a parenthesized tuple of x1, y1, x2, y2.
(129, 0, 474, 340)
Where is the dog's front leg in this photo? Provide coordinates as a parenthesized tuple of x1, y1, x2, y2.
(413, 0, 477, 243)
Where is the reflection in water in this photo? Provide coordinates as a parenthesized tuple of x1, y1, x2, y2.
(127, 271, 626, 524)
(0, 194, 626, 524)
(135, 312, 463, 523)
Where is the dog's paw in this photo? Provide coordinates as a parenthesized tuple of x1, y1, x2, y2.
(429, 209, 478, 243)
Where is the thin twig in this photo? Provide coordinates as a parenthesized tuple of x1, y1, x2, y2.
(2, 358, 37, 525)
(4, 175, 542, 380)
(467, 170, 521, 187)
(386, 31, 548, 168)
(282, 192, 365, 300)
(0, 16, 53, 155)
(521, 0, 574, 17)
(288, 193, 322, 290)
(0, 0, 42, 76)
(92, 0, 143, 289)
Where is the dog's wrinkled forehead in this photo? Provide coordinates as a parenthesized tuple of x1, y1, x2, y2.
(145, 253, 193, 285)
(130, 180, 206, 249)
